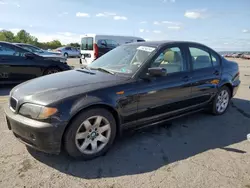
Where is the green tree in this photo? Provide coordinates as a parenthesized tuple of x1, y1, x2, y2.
(67, 43, 80, 48)
(0, 29, 64, 49)
(0, 30, 15, 42)
(14, 30, 38, 45)
(46, 40, 62, 49)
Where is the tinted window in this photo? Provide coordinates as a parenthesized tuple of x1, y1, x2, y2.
(137, 40, 145, 42)
(97, 39, 118, 48)
(189, 47, 212, 70)
(0, 43, 26, 57)
(65, 47, 71, 50)
(81, 37, 93, 50)
(106, 39, 118, 48)
(97, 39, 107, 48)
(150, 47, 185, 74)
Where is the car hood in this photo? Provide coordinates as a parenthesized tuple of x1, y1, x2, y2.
(11, 69, 129, 105)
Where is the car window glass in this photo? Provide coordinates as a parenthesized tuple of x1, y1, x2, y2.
(150, 47, 185, 74)
(21, 45, 42, 53)
(81, 37, 94, 50)
(211, 52, 220, 66)
(88, 45, 155, 74)
(189, 47, 213, 70)
(0, 44, 26, 57)
(97, 39, 107, 48)
(106, 39, 119, 48)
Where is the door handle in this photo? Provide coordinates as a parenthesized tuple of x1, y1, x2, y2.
(213, 70, 219, 76)
(181, 76, 190, 82)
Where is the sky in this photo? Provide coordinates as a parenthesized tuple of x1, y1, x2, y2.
(0, 0, 250, 51)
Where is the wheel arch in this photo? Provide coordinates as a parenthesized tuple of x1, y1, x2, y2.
(43, 66, 62, 75)
(219, 82, 233, 98)
(61, 103, 121, 148)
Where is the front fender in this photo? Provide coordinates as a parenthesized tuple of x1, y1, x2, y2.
(69, 94, 117, 118)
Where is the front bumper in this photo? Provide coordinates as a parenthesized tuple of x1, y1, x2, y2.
(232, 80, 241, 97)
(4, 104, 65, 154)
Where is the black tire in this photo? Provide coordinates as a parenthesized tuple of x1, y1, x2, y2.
(211, 86, 231, 115)
(43, 67, 61, 75)
(64, 53, 68, 58)
(64, 108, 117, 160)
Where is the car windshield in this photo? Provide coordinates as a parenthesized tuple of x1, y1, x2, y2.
(87, 44, 156, 74)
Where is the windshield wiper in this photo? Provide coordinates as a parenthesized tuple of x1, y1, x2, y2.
(89, 67, 115, 75)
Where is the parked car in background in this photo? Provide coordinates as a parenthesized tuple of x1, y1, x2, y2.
(80, 34, 145, 66)
(225, 53, 234, 58)
(4, 41, 240, 160)
(242, 53, 250, 59)
(0, 41, 71, 84)
(54, 46, 80, 58)
(232, 53, 243, 58)
(13, 43, 62, 57)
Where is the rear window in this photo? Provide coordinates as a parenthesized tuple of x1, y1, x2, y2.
(81, 37, 93, 50)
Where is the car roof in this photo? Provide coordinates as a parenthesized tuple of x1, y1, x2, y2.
(13, 43, 31, 45)
(124, 40, 211, 48)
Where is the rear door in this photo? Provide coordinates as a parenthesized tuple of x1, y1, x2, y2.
(65, 47, 73, 56)
(187, 44, 221, 105)
(71, 47, 79, 57)
(81, 37, 94, 64)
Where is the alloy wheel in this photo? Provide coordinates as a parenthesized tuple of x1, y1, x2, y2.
(216, 89, 229, 113)
(46, 69, 59, 74)
(75, 116, 111, 154)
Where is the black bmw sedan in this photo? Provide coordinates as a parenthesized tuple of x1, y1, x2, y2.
(4, 41, 240, 160)
(0, 41, 71, 84)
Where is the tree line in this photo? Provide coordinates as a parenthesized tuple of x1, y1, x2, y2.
(0, 29, 80, 49)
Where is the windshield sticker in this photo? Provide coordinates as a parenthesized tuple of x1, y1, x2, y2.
(137, 46, 155, 52)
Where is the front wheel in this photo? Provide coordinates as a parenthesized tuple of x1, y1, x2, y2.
(43, 67, 61, 75)
(211, 86, 231, 115)
(64, 108, 117, 160)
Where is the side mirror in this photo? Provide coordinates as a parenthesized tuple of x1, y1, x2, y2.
(101, 42, 107, 47)
(24, 52, 35, 59)
(148, 67, 167, 77)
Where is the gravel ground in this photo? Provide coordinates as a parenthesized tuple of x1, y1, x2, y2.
(0, 58, 250, 188)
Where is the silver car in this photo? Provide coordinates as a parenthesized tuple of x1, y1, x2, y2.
(55, 47, 80, 58)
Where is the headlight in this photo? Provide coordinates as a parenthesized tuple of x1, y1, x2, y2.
(19, 103, 58, 120)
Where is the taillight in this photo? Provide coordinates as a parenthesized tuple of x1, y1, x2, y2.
(94, 43, 98, 59)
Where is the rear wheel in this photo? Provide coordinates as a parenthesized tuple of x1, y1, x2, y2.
(211, 86, 231, 115)
(64, 53, 68, 58)
(43, 67, 60, 75)
(64, 108, 116, 160)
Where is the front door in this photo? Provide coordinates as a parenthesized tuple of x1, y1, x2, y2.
(136, 45, 193, 124)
